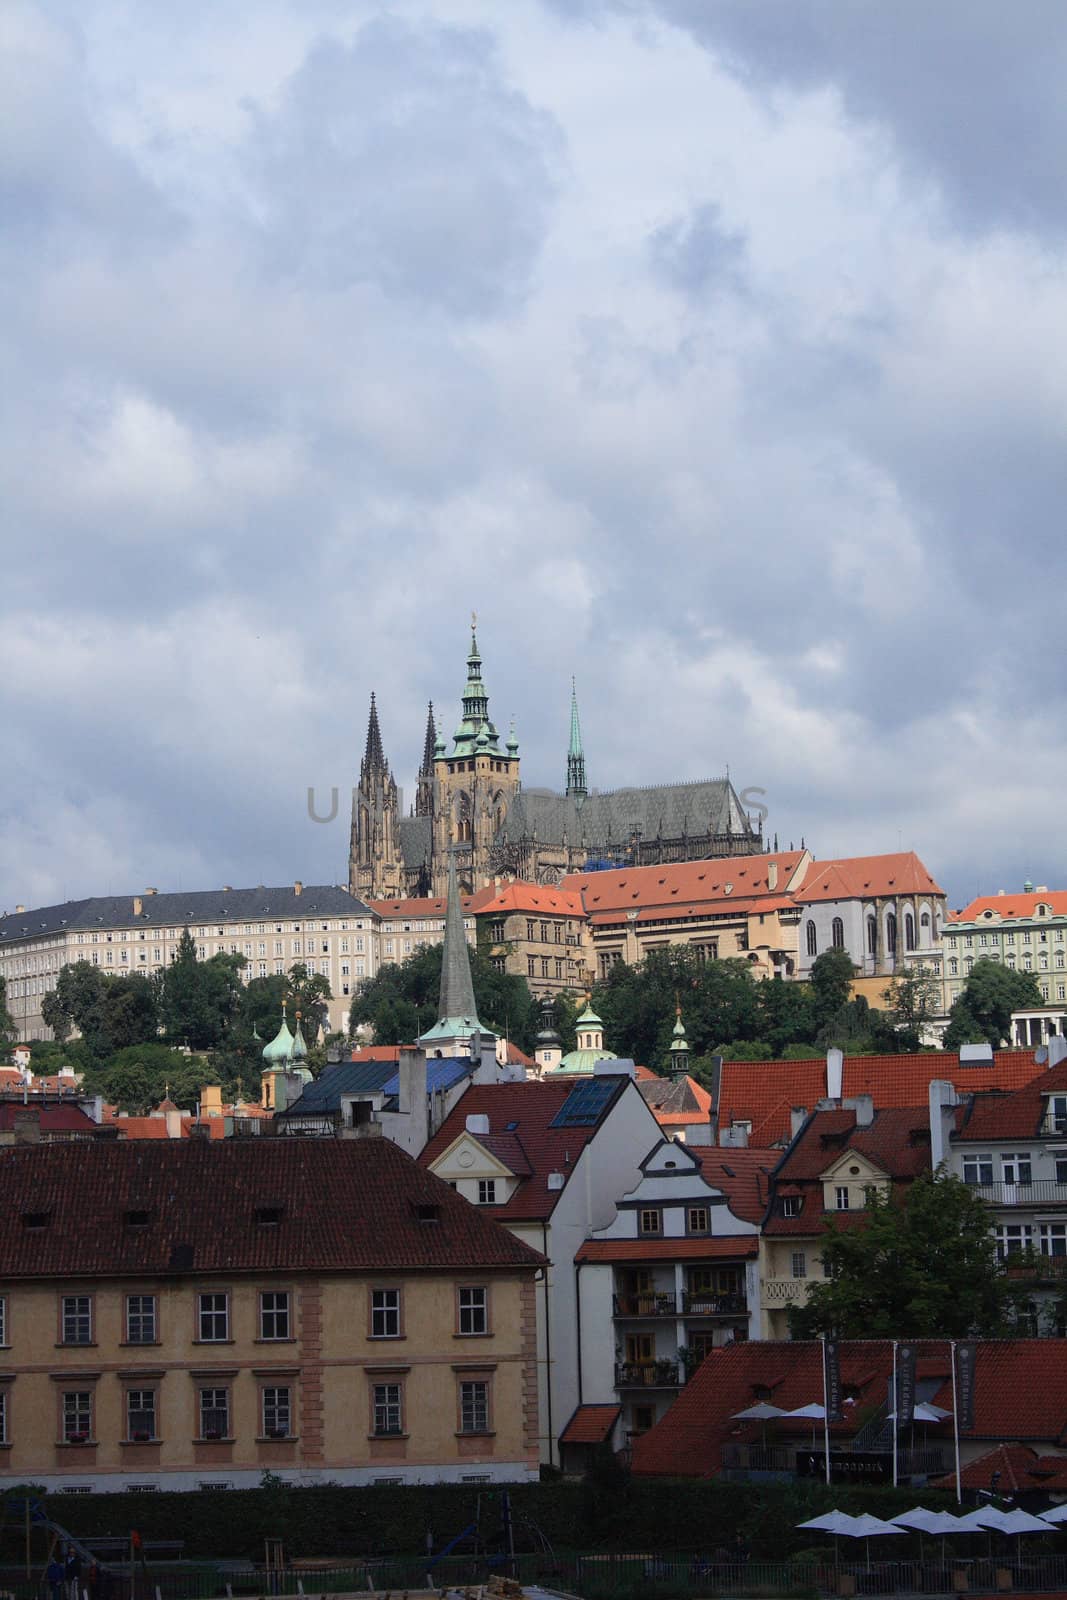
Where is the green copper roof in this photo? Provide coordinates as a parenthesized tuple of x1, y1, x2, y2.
(548, 1044, 617, 1075)
(450, 621, 505, 757)
(575, 1002, 603, 1027)
(262, 1010, 294, 1064)
(670, 1008, 690, 1060)
(292, 1019, 308, 1060)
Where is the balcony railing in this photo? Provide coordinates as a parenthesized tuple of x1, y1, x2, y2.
(612, 1293, 677, 1317)
(760, 1277, 813, 1307)
(966, 1179, 1067, 1205)
(614, 1361, 681, 1388)
(682, 1291, 747, 1316)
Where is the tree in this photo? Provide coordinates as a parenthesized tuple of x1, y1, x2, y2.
(943, 957, 1042, 1050)
(878, 965, 942, 1052)
(789, 1168, 1020, 1339)
(156, 931, 244, 1049)
(349, 943, 540, 1051)
(809, 948, 857, 1029)
(39, 962, 158, 1059)
(285, 964, 332, 1043)
(593, 948, 761, 1068)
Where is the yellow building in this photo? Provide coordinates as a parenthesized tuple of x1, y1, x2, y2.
(0, 1137, 541, 1489)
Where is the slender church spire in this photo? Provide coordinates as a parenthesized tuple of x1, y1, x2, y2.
(420, 702, 437, 777)
(418, 850, 492, 1054)
(566, 678, 587, 798)
(363, 692, 386, 773)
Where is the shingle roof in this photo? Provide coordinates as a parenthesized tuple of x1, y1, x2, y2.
(955, 1061, 1067, 1141)
(279, 1057, 473, 1117)
(0, 1104, 99, 1134)
(0, 886, 373, 942)
(717, 1050, 1046, 1146)
(631, 1339, 1067, 1478)
(503, 779, 758, 853)
(794, 852, 943, 903)
(397, 815, 433, 871)
(559, 1404, 621, 1446)
(419, 1078, 641, 1221)
(0, 1139, 543, 1276)
(638, 1073, 712, 1127)
(773, 1106, 934, 1183)
(575, 1237, 758, 1263)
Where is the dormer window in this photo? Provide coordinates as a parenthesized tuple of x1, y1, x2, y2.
(415, 1203, 440, 1224)
(124, 1210, 151, 1229)
(834, 1186, 850, 1211)
(781, 1195, 802, 1218)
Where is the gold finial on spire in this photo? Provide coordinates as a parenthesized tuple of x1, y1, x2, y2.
(471, 609, 477, 631)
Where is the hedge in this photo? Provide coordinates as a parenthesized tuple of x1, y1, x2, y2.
(7, 1477, 957, 1564)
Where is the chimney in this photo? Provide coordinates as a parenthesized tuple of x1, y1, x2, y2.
(398, 1046, 428, 1152)
(15, 905, 25, 914)
(790, 1106, 808, 1140)
(13, 1109, 41, 1145)
(145, 887, 158, 896)
(132, 896, 143, 917)
(850, 1093, 874, 1128)
(719, 1123, 749, 1148)
(222, 885, 232, 893)
(767, 861, 778, 891)
(294, 880, 303, 896)
(928, 1079, 960, 1169)
(826, 1047, 844, 1102)
(1048, 1035, 1067, 1068)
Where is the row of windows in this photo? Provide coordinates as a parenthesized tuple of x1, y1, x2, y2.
(23, 1286, 491, 1348)
(527, 957, 569, 980)
(953, 927, 1065, 948)
(637, 1205, 716, 1237)
(11, 1375, 495, 1447)
(963, 1148, 1067, 1186)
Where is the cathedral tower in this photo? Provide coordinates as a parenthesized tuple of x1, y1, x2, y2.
(431, 618, 521, 894)
(349, 693, 405, 901)
(415, 702, 436, 820)
(566, 678, 587, 798)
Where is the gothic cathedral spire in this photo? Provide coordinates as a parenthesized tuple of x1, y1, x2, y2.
(566, 678, 587, 798)
(416, 702, 436, 820)
(349, 692, 403, 901)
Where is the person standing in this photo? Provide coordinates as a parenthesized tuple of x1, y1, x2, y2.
(46, 1555, 64, 1600)
(64, 1546, 82, 1600)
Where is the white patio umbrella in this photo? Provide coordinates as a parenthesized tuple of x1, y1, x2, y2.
(1040, 1504, 1067, 1525)
(836, 1513, 907, 1572)
(785, 1402, 827, 1450)
(890, 1507, 965, 1566)
(953, 1506, 1012, 1531)
(733, 1402, 789, 1419)
(796, 1509, 858, 1576)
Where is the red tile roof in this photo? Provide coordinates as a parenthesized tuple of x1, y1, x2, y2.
(559, 1404, 622, 1446)
(0, 1104, 99, 1134)
(951, 891, 1067, 924)
(368, 888, 497, 918)
(419, 1078, 644, 1221)
(794, 852, 944, 903)
(0, 1139, 544, 1277)
(473, 884, 585, 917)
(932, 1443, 1067, 1494)
(631, 1339, 1067, 1478)
(563, 852, 808, 919)
(717, 1050, 1047, 1146)
(955, 1061, 1067, 1141)
(638, 1073, 713, 1127)
(773, 1106, 933, 1183)
(576, 1237, 758, 1264)
(691, 1147, 776, 1224)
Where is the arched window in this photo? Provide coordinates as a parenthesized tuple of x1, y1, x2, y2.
(886, 913, 898, 956)
(866, 915, 877, 957)
(921, 911, 930, 928)
(905, 913, 916, 951)
(806, 921, 818, 957)
(831, 917, 844, 949)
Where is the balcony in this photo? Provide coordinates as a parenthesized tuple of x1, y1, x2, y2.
(614, 1361, 681, 1388)
(966, 1179, 1067, 1206)
(682, 1291, 747, 1316)
(613, 1293, 677, 1318)
(760, 1277, 814, 1309)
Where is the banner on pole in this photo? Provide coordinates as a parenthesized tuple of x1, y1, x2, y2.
(954, 1341, 977, 1432)
(823, 1338, 842, 1423)
(897, 1343, 917, 1427)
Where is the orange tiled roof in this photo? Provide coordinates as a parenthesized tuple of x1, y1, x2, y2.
(576, 1237, 758, 1263)
(559, 1404, 621, 1446)
(563, 851, 808, 918)
(794, 851, 943, 903)
(692, 1147, 776, 1224)
(368, 895, 475, 917)
(950, 890, 1067, 923)
(473, 883, 585, 918)
(717, 1049, 1046, 1147)
(955, 1060, 1067, 1141)
(932, 1443, 1067, 1494)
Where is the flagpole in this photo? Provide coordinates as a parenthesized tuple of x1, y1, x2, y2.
(821, 1334, 831, 1488)
(950, 1339, 962, 1504)
(891, 1340, 899, 1489)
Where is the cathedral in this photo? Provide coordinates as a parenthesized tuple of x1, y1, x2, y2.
(348, 624, 764, 900)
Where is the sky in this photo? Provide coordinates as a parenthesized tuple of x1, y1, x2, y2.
(3, 0, 1066, 915)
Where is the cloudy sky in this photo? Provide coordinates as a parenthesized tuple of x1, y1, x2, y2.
(3, 0, 1065, 914)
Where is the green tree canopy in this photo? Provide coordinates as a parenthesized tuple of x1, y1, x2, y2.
(350, 942, 540, 1052)
(592, 947, 762, 1067)
(789, 1168, 1020, 1340)
(41, 962, 158, 1059)
(156, 931, 245, 1049)
(285, 963, 332, 1043)
(809, 948, 857, 1029)
(943, 957, 1043, 1049)
(0, 977, 16, 1048)
(877, 966, 942, 1053)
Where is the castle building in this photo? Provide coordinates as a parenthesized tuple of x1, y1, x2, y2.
(349, 623, 764, 901)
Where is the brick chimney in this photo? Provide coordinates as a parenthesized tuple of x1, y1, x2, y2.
(294, 881, 303, 896)
(132, 896, 143, 917)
